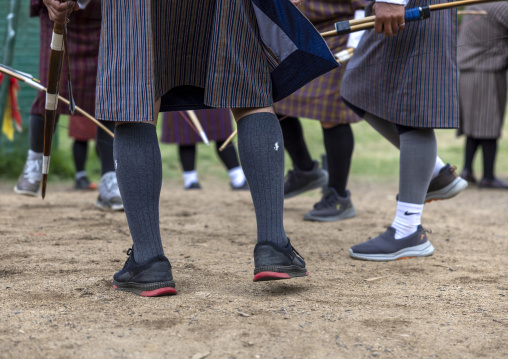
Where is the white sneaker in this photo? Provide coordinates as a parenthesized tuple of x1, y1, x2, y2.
(14, 157, 43, 197)
(95, 171, 124, 211)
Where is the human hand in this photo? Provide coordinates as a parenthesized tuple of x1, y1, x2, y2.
(372, 2, 405, 38)
(42, 0, 79, 24)
(290, 0, 303, 7)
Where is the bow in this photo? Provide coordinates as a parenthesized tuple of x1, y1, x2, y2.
(42, 0, 75, 199)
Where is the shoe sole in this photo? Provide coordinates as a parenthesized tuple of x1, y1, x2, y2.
(113, 281, 177, 297)
(426, 177, 468, 203)
(284, 172, 329, 199)
(253, 265, 308, 282)
(349, 241, 435, 261)
(14, 186, 39, 197)
(95, 201, 124, 212)
(303, 206, 357, 222)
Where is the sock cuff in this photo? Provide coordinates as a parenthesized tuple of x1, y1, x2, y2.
(28, 149, 43, 159)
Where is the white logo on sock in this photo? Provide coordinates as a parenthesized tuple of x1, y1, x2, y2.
(274, 142, 279, 151)
(114, 160, 118, 170)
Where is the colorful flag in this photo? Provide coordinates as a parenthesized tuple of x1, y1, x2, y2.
(0, 73, 22, 141)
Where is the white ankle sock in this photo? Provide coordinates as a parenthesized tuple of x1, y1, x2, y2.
(75, 171, 87, 180)
(182, 170, 198, 188)
(228, 166, 246, 187)
(28, 149, 42, 160)
(391, 201, 423, 239)
(432, 156, 446, 179)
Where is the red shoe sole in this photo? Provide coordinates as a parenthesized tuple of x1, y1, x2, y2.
(253, 271, 309, 282)
(113, 284, 177, 297)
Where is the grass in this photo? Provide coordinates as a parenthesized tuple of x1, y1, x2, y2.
(2, 108, 508, 186)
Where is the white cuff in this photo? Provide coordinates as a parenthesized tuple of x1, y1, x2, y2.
(375, 0, 407, 6)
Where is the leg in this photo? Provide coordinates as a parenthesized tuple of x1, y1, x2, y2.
(303, 123, 356, 222)
(15, 114, 59, 196)
(215, 140, 248, 190)
(111, 99, 175, 296)
(231, 107, 307, 281)
(365, 113, 466, 202)
(73, 140, 96, 190)
(179, 144, 201, 189)
(279, 116, 328, 199)
(96, 120, 123, 210)
(350, 127, 437, 261)
(478, 139, 508, 189)
(461, 136, 479, 183)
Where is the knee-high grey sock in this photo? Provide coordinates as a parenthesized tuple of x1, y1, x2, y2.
(364, 113, 401, 148)
(113, 123, 164, 263)
(237, 112, 287, 247)
(399, 129, 437, 204)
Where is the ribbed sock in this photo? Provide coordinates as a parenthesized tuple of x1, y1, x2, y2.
(279, 115, 314, 171)
(113, 123, 164, 263)
(464, 137, 480, 173)
(237, 112, 287, 246)
(480, 139, 497, 180)
(323, 124, 354, 197)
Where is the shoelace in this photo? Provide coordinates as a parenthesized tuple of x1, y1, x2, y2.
(122, 248, 133, 268)
(23, 159, 42, 183)
(291, 246, 304, 260)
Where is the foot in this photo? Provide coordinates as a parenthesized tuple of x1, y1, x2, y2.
(95, 171, 124, 211)
(75, 176, 97, 190)
(253, 240, 308, 282)
(349, 225, 434, 261)
(113, 248, 177, 297)
(425, 164, 468, 203)
(303, 188, 356, 222)
(478, 177, 508, 189)
(231, 180, 250, 191)
(459, 168, 476, 184)
(14, 157, 42, 197)
(185, 182, 201, 190)
(284, 160, 328, 199)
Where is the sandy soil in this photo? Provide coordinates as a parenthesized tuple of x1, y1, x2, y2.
(0, 178, 507, 359)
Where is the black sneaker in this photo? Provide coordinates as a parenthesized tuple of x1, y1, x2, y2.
(185, 182, 201, 190)
(426, 164, 467, 202)
(253, 240, 308, 282)
(113, 248, 177, 297)
(303, 188, 356, 222)
(284, 160, 328, 199)
(75, 176, 97, 190)
(349, 225, 434, 261)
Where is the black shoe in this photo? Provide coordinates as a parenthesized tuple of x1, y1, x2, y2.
(113, 248, 177, 297)
(284, 160, 328, 199)
(185, 182, 201, 190)
(75, 176, 97, 190)
(478, 177, 508, 189)
(253, 240, 308, 282)
(303, 188, 356, 222)
(459, 168, 476, 184)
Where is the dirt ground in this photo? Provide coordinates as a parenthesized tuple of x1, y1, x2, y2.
(0, 177, 507, 359)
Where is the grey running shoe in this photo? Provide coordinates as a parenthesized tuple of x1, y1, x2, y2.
(303, 188, 356, 222)
(14, 157, 43, 197)
(284, 160, 328, 199)
(75, 176, 97, 190)
(96, 171, 124, 211)
(426, 164, 468, 203)
(349, 225, 434, 261)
